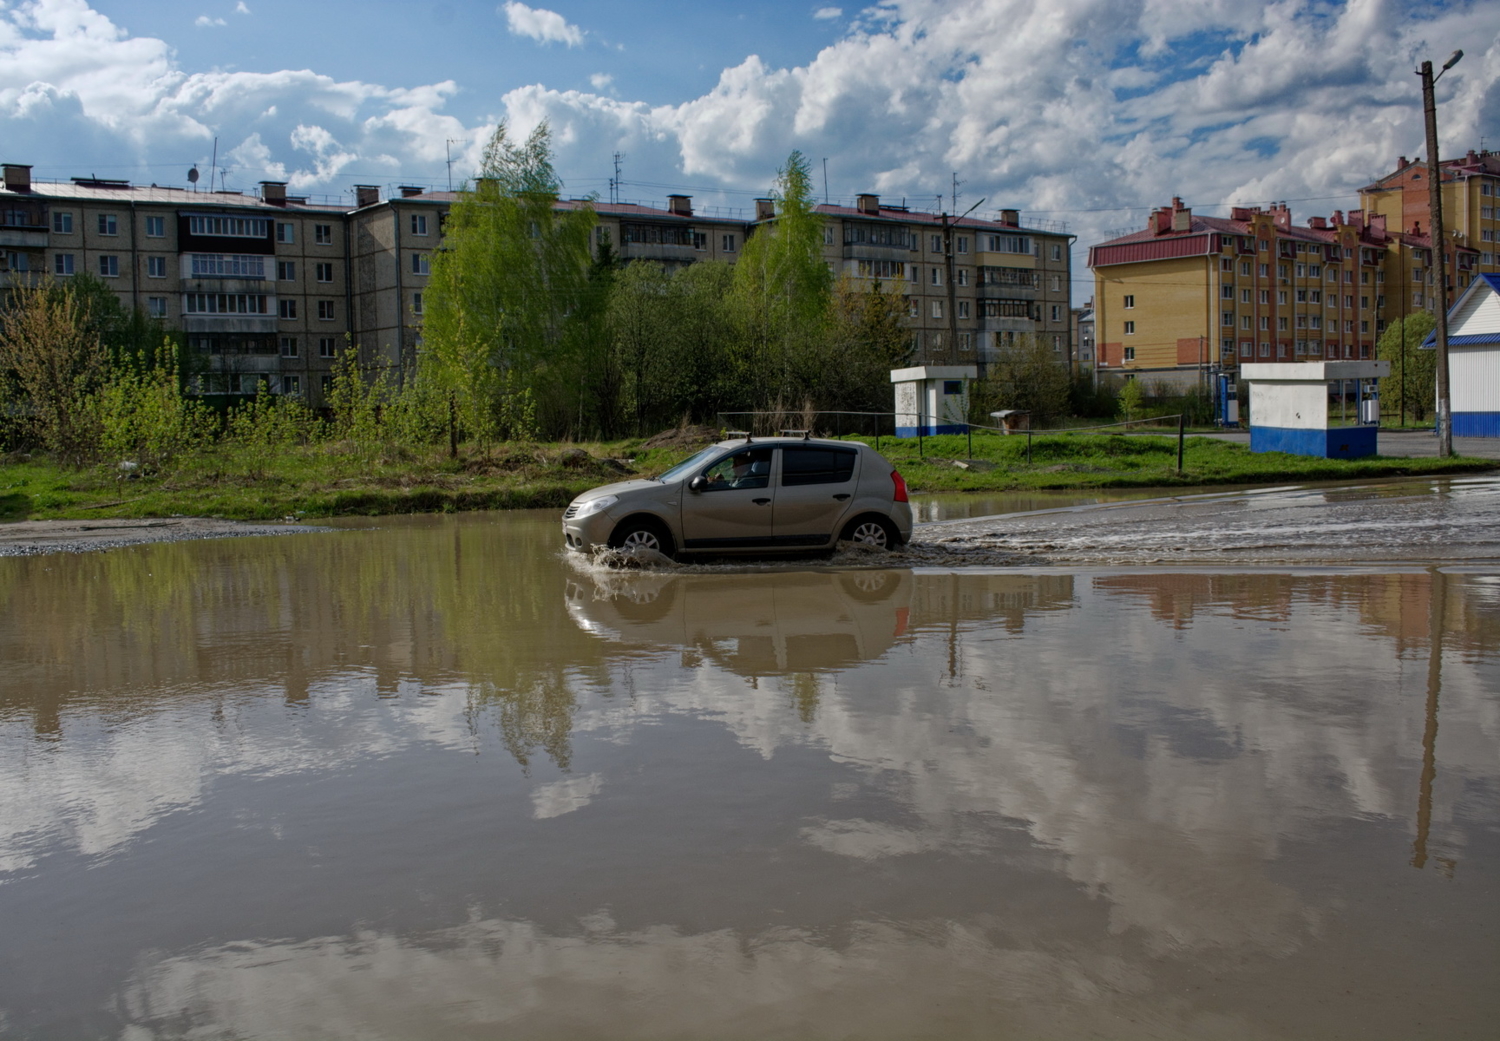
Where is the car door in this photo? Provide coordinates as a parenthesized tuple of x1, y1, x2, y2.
(678, 446, 777, 549)
(772, 445, 860, 545)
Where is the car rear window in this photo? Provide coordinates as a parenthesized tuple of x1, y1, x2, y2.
(780, 447, 857, 486)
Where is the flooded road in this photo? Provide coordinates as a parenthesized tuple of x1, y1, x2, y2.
(1, 478, 1498, 1039)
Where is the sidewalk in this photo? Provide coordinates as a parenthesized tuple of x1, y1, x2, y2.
(1195, 428, 1500, 460)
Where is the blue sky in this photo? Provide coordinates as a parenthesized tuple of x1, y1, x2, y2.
(3, 0, 1498, 297)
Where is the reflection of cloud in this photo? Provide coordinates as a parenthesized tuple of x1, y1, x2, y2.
(531, 773, 603, 818)
(117, 915, 1172, 1039)
(799, 818, 937, 859)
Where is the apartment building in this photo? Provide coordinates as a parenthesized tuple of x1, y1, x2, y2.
(1361, 150, 1500, 279)
(1, 160, 1075, 401)
(1088, 196, 1479, 386)
(809, 194, 1074, 369)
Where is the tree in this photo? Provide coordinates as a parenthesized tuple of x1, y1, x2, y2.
(729, 150, 832, 409)
(0, 276, 109, 463)
(1377, 310, 1437, 423)
(812, 275, 913, 418)
(974, 334, 1072, 426)
(424, 120, 596, 442)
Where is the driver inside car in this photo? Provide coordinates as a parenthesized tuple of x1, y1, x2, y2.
(703, 449, 771, 489)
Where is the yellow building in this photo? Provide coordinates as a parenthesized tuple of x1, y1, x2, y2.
(1361, 150, 1499, 287)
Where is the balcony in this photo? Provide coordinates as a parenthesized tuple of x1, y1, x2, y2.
(842, 242, 915, 262)
(975, 249, 1034, 269)
(621, 242, 700, 262)
(0, 228, 47, 249)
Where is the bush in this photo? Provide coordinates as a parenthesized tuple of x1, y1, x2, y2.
(95, 346, 213, 469)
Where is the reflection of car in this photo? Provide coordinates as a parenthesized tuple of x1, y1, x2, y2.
(564, 569, 913, 675)
(561, 437, 913, 559)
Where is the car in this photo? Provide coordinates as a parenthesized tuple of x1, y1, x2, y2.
(561, 436, 913, 559)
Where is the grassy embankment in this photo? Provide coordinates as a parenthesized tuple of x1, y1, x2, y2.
(0, 430, 1492, 522)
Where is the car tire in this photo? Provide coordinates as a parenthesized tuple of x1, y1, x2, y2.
(841, 515, 901, 550)
(608, 516, 676, 560)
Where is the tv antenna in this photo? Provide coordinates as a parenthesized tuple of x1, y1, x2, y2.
(822, 157, 829, 204)
(446, 139, 459, 192)
(209, 137, 218, 192)
(610, 151, 624, 205)
(951, 172, 965, 214)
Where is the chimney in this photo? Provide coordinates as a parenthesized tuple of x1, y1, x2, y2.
(1308, 216, 1327, 230)
(1396, 156, 1408, 171)
(399, 185, 425, 198)
(1230, 206, 1252, 222)
(666, 194, 692, 216)
(355, 184, 380, 208)
(755, 197, 776, 220)
(999, 208, 1019, 226)
(259, 180, 287, 206)
(1332, 209, 1344, 225)
(1368, 212, 1387, 240)
(855, 193, 879, 215)
(3, 164, 32, 193)
(1172, 202, 1192, 232)
(1270, 203, 1291, 229)
(1152, 206, 1172, 235)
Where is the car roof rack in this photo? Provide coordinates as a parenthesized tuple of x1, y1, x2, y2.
(723, 429, 752, 442)
(779, 429, 811, 439)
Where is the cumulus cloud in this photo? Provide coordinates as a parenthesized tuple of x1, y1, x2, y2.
(194, 15, 225, 27)
(813, 7, 842, 19)
(589, 72, 612, 91)
(502, 1, 583, 46)
(235, 1, 251, 12)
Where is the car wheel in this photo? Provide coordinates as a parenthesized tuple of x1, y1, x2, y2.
(842, 515, 900, 550)
(609, 518, 676, 559)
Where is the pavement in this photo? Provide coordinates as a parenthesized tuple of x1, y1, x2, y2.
(1192, 428, 1500, 460)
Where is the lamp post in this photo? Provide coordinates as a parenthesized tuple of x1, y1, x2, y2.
(1420, 49, 1462, 457)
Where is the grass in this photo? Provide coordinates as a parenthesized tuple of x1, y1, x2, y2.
(0, 430, 1492, 522)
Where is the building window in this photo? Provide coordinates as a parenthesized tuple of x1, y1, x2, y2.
(1123, 346, 1135, 361)
(1241, 261, 1252, 276)
(188, 215, 268, 238)
(412, 291, 424, 316)
(147, 296, 167, 318)
(960, 332, 972, 351)
(1259, 316, 1269, 330)
(695, 231, 708, 250)
(722, 234, 736, 252)
(1295, 263, 1305, 277)
(931, 300, 943, 319)
(1277, 290, 1287, 304)
(1309, 264, 1320, 278)
(931, 234, 942, 252)
(283, 375, 301, 395)
(1239, 341, 1252, 358)
(1360, 319, 1370, 334)
(1310, 316, 1322, 330)
(322, 374, 333, 392)
(1050, 304, 1060, 322)
(1277, 316, 1288, 331)
(316, 262, 334, 282)
(276, 222, 294, 244)
(317, 300, 335, 320)
(1240, 289, 1251, 303)
(822, 227, 833, 246)
(410, 253, 429, 275)
(1124, 320, 1135, 335)
(957, 268, 968, 286)
(319, 337, 337, 358)
(278, 261, 296, 280)
(52, 212, 73, 234)
(1221, 257, 1233, 272)
(145, 215, 165, 237)
(98, 255, 119, 277)
(1051, 275, 1061, 292)
(54, 253, 74, 275)
(907, 298, 918, 318)
(1259, 341, 1270, 357)
(185, 293, 269, 314)
(147, 256, 167, 278)
(957, 236, 969, 254)
(1241, 315, 1251, 330)
(279, 299, 297, 319)
(1221, 312, 1234, 327)
(190, 254, 265, 278)
(1051, 244, 1062, 261)
(1258, 263, 1268, 277)
(930, 267, 942, 286)
(315, 224, 333, 245)
(280, 336, 299, 358)
(1260, 290, 1271, 304)
(411, 214, 429, 235)
(1311, 290, 1322, 304)
(98, 213, 118, 235)
(1221, 285, 1233, 300)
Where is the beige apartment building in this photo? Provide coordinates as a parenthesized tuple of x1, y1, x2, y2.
(1361, 149, 1500, 278)
(1, 161, 1075, 403)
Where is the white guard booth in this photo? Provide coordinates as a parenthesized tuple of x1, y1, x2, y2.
(891, 365, 977, 437)
(1423, 272, 1500, 436)
(1240, 360, 1389, 458)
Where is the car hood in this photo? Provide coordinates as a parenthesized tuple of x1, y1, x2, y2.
(571, 478, 665, 503)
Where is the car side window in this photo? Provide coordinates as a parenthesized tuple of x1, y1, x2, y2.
(700, 447, 774, 491)
(780, 447, 857, 486)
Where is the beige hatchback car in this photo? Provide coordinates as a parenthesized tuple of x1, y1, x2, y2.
(562, 436, 913, 559)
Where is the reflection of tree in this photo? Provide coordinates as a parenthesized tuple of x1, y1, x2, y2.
(788, 673, 820, 724)
(477, 674, 576, 774)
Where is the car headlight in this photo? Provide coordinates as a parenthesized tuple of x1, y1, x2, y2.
(573, 494, 617, 518)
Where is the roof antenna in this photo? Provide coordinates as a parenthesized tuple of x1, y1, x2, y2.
(209, 137, 217, 192)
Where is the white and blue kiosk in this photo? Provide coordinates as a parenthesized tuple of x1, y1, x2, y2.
(891, 365, 977, 437)
(1240, 360, 1389, 458)
(1423, 272, 1500, 436)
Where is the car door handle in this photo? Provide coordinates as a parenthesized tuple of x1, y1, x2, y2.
(752, 497, 771, 505)
(832, 494, 851, 501)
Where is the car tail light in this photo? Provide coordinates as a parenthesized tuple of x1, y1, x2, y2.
(891, 469, 908, 503)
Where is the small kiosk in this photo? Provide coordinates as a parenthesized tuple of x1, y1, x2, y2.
(1240, 360, 1389, 458)
(891, 365, 977, 437)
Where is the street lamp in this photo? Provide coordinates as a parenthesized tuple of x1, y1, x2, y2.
(1420, 48, 1462, 457)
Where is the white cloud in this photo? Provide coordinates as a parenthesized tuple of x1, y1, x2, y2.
(194, 15, 226, 27)
(589, 72, 612, 91)
(813, 7, 843, 19)
(235, 1, 251, 13)
(501, 1, 583, 46)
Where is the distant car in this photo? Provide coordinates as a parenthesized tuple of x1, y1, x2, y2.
(562, 436, 913, 559)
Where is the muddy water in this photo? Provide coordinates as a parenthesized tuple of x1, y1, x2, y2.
(1, 483, 1498, 1039)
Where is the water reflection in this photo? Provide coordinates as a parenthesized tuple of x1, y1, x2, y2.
(0, 510, 1497, 1038)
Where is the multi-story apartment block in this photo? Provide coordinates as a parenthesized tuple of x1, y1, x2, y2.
(2, 161, 1075, 402)
(810, 194, 1074, 369)
(1361, 150, 1500, 280)
(1088, 196, 1478, 386)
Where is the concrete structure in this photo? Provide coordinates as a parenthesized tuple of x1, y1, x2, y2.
(891, 365, 977, 436)
(1421, 272, 1500, 436)
(1240, 360, 1389, 458)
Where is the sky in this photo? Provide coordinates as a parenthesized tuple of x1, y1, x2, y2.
(2, 0, 1499, 299)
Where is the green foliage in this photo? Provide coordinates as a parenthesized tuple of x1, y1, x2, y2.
(424, 120, 596, 443)
(94, 342, 213, 468)
(227, 386, 319, 477)
(0, 275, 109, 464)
(1377, 311, 1437, 422)
(1069, 373, 1117, 419)
(974, 334, 1072, 426)
(1117, 377, 1144, 422)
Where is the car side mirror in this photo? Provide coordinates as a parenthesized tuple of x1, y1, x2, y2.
(689, 475, 706, 493)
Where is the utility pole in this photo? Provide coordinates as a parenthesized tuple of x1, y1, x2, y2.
(611, 152, 624, 205)
(446, 139, 458, 192)
(943, 197, 984, 362)
(1421, 50, 1463, 457)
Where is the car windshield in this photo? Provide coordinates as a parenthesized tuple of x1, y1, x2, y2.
(656, 446, 724, 484)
